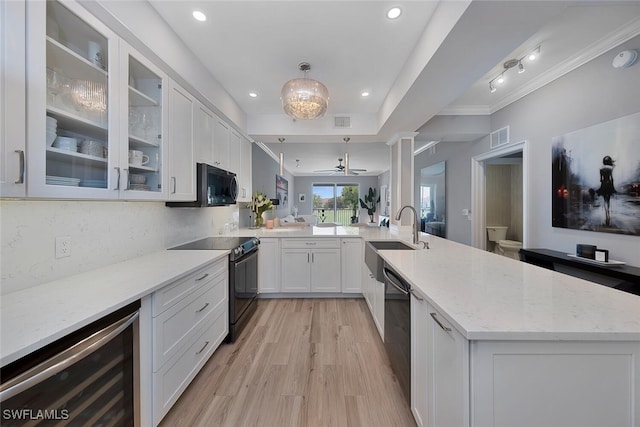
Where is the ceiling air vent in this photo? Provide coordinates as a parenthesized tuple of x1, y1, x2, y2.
(490, 125, 510, 149)
(334, 116, 351, 129)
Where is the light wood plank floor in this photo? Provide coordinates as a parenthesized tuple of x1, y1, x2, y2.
(159, 298, 417, 427)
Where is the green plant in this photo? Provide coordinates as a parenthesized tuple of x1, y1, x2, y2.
(359, 187, 380, 223)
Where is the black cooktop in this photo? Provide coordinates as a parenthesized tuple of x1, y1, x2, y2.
(169, 237, 254, 251)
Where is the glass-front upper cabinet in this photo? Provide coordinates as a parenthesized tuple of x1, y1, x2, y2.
(120, 44, 168, 198)
(27, 0, 119, 198)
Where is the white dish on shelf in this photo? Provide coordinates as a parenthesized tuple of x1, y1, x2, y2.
(129, 174, 146, 184)
(79, 140, 104, 157)
(129, 183, 151, 191)
(53, 136, 78, 151)
(566, 254, 626, 267)
(46, 175, 81, 186)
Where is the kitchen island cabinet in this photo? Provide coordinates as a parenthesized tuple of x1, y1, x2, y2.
(380, 237, 640, 427)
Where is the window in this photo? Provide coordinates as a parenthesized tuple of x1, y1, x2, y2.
(312, 184, 359, 225)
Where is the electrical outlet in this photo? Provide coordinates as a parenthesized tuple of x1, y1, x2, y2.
(55, 236, 71, 258)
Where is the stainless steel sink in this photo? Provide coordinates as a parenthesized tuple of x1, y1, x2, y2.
(365, 240, 414, 282)
(367, 240, 415, 251)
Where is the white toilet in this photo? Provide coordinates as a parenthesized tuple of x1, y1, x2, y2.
(486, 226, 522, 260)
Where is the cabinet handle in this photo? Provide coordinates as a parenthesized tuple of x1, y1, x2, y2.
(196, 273, 209, 281)
(14, 150, 25, 184)
(306, 242, 317, 245)
(195, 341, 210, 355)
(409, 288, 424, 301)
(123, 168, 129, 191)
(430, 312, 451, 332)
(196, 302, 209, 313)
(312, 253, 314, 263)
(171, 177, 176, 194)
(307, 253, 310, 263)
(113, 167, 120, 190)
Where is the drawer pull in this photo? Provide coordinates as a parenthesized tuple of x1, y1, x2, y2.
(430, 312, 451, 332)
(14, 150, 25, 184)
(196, 302, 209, 313)
(196, 341, 210, 355)
(305, 242, 317, 245)
(196, 273, 209, 281)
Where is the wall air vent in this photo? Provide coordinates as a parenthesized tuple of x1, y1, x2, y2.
(334, 116, 351, 129)
(490, 125, 510, 149)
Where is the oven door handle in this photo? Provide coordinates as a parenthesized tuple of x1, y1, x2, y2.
(0, 311, 139, 402)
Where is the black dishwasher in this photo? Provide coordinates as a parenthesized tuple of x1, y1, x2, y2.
(382, 262, 411, 404)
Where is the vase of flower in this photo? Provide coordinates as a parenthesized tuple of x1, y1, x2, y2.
(248, 191, 273, 228)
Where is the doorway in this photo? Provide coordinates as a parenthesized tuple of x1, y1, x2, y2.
(471, 140, 529, 250)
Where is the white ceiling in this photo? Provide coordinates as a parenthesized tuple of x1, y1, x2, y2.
(149, 1, 640, 176)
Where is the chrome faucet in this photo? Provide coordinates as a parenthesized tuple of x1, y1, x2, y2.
(396, 205, 429, 249)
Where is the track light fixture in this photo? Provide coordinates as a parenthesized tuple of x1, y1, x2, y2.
(488, 45, 540, 93)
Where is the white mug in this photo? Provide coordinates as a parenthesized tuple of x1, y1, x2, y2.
(129, 149, 149, 166)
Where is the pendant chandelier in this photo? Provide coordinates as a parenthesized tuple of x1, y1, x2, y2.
(281, 62, 329, 120)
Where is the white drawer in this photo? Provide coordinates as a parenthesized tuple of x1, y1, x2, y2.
(153, 272, 227, 371)
(281, 238, 340, 249)
(153, 309, 228, 424)
(152, 257, 227, 316)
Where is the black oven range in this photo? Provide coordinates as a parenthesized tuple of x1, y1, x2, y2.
(170, 237, 260, 342)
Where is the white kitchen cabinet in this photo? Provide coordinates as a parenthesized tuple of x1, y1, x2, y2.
(471, 340, 640, 427)
(281, 239, 341, 293)
(24, 0, 172, 200)
(166, 80, 195, 201)
(341, 238, 362, 293)
(26, 0, 121, 199)
(427, 306, 469, 427)
(411, 295, 429, 427)
(119, 42, 168, 199)
(258, 238, 280, 293)
(236, 134, 252, 202)
(228, 129, 240, 174)
(194, 101, 215, 166)
(0, 0, 27, 198)
(150, 257, 228, 425)
(213, 116, 229, 170)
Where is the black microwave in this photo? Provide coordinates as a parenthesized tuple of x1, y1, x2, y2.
(166, 163, 238, 207)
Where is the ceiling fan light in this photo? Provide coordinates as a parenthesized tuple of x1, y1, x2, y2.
(281, 63, 329, 120)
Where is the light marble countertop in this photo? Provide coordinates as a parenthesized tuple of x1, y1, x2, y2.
(0, 250, 228, 366)
(377, 237, 640, 341)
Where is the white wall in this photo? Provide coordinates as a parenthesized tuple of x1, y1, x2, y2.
(0, 200, 237, 294)
(417, 35, 640, 265)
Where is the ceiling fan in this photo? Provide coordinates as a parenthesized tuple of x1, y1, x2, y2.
(313, 158, 367, 175)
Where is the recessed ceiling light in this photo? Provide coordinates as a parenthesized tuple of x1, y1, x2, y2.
(361, 91, 370, 97)
(192, 10, 207, 22)
(387, 7, 402, 19)
(249, 92, 258, 98)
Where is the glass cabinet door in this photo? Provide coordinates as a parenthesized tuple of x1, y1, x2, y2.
(123, 49, 166, 197)
(41, 0, 113, 195)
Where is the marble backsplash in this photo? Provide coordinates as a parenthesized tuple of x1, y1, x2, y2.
(0, 200, 237, 295)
